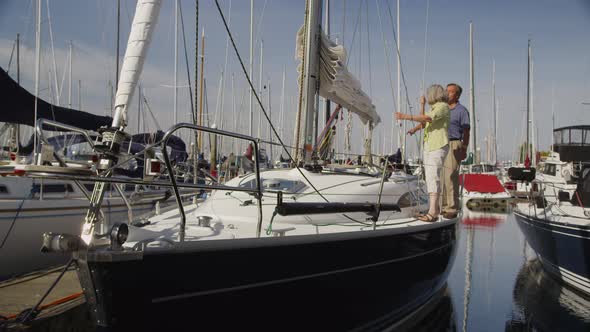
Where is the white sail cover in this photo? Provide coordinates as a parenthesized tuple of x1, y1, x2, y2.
(113, 0, 161, 128)
(296, 26, 381, 126)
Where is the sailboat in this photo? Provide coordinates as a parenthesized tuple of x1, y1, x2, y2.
(460, 24, 511, 210)
(38, 1, 459, 330)
(513, 40, 590, 298)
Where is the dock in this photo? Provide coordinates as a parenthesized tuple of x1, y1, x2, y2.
(0, 265, 93, 331)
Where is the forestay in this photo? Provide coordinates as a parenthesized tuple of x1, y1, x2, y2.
(296, 26, 381, 126)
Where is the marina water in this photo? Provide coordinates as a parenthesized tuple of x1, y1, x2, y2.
(408, 206, 590, 331)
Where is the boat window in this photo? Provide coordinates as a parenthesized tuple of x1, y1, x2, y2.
(553, 130, 562, 144)
(571, 129, 583, 144)
(483, 165, 495, 173)
(239, 178, 306, 193)
(124, 184, 137, 191)
(32, 184, 74, 193)
(471, 165, 483, 173)
(0, 185, 8, 194)
(397, 192, 418, 208)
(543, 164, 556, 176)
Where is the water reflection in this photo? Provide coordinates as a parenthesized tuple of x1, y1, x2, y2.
(505, 259, 590, 331)
(380, 287, 457, 332)
(435, 205, 590, 331)
(406, 288, 457, 332)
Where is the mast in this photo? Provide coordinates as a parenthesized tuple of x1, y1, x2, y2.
(492, 59, 496, 164)
(16, 33, 20, 151)
(173, 0, 178, 124)
(469, 21, 476, 162)
(531, 58, 536, 166)
(33, 0, 42, 158)
(267, 78, 272, 164)
(16, 34, 20, 85)
(249, 0, 254, 136)
(219, 0, 232, 137)
(280, 67, 286, 157)
(197, 1, 200, 187)
(78, 80, 82, 110)
(68, 41, 72, 108)
(526, 39, 530, 163)
(551, 84, 555, 148)
(116, 0, 120, 86)
(46, 0, 60, 105)
(396, 0, 402, 158)
(301, 0, 323, 164)
(137, 85, 141, 133)
(324, 0, 331, 126)
(198, 28, 205, 153)
(258, 39, 264, 138)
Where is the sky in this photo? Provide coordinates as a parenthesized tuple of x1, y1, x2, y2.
(0, 0, 589, 162)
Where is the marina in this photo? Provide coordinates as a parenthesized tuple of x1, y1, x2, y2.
(0, 0, 589, 330)
(1, 206, 589, 331)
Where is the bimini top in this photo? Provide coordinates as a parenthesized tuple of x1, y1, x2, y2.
(0, 67, 113, 131)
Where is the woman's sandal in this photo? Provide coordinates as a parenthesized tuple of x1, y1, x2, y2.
(417, 213, 439, 222)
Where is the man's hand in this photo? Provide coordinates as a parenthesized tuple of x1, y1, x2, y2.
(457, 146, 467, 161)
(395, 112, 406, 120)
(407, 128, 417, 136)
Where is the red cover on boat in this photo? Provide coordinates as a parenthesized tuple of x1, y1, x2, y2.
(460, 174, 506, 193)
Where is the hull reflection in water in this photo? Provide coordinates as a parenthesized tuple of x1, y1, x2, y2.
(506, 259, 590, 332)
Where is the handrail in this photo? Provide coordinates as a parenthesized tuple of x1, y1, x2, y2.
(34, 119, 93, 201)
(35, 119, 96, 150)
(159, 123, 262, 239)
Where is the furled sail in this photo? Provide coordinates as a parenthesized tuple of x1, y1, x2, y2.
(112, 0, 162, 128)
(296, 26, 381, 126)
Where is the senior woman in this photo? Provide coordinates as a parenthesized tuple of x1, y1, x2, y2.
(395, 84, 450, 222)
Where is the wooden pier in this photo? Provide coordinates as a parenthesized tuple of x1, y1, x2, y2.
(0, 265, 93, 331)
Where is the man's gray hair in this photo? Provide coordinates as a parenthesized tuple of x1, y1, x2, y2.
(426, 84, 448, 105)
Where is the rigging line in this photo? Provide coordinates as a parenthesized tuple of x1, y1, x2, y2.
(385, 0, 414, 114)
(177, 0, 195, 123)
(214, 0, 331, 203)
(384, 0, 421, 152)
(366, 0, 372, 98)
(253, 0, 268, 52)
(344, 0, 365, 67)
(375, 0, 397, 110)
(6, 39, 16, 74)
(57, 44, 69, 102)
(420, 0, 429, 94)
(46, 0, 60, 105)
(141, 94, 162, 131)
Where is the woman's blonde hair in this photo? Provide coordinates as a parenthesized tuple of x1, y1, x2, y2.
(426, 84, 448, 105)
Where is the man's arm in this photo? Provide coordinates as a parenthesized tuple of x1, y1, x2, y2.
(462, 128, 470, 150)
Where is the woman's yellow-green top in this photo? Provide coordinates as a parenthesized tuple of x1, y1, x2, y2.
(423, 102, 450, 152)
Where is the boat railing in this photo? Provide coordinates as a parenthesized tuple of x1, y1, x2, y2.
(26, 121, 265, 239)
(518, 179, 587, 219)
(158, 123, 264, 237)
